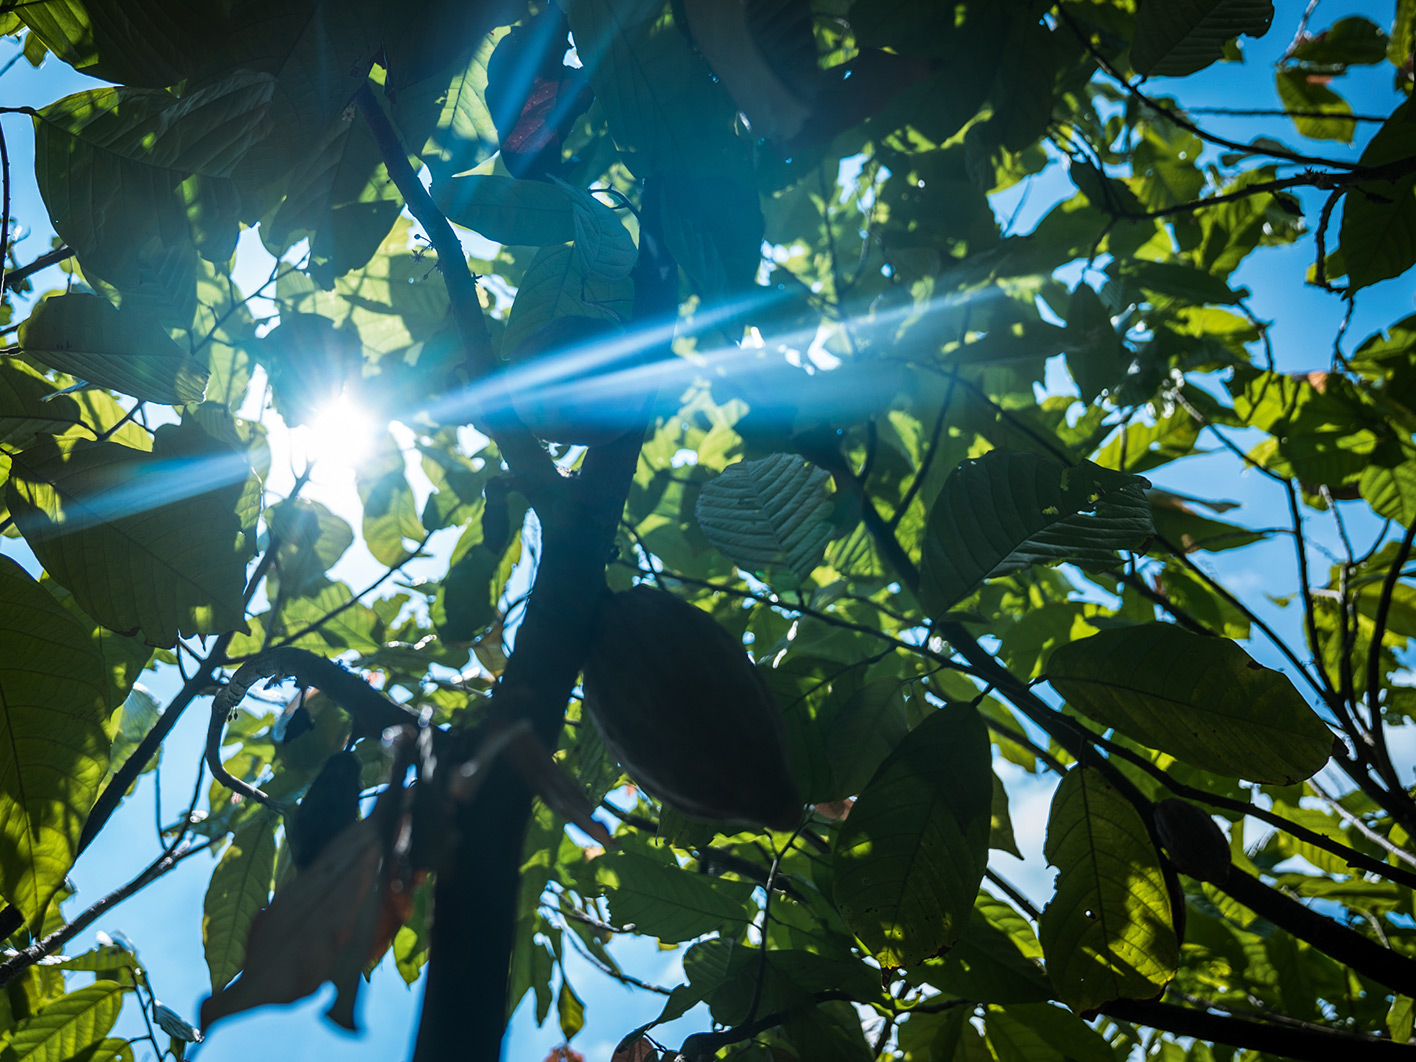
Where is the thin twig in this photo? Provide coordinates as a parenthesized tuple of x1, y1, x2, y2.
(0, 112, 10, 296)
(1, 245, 72, 291)
(1308, 777, 1416, 870)
(0, 838, 216, 986)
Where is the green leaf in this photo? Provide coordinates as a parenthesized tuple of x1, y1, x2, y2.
(1048, 624, 1333, 784)
(1340, 100, 1416, 291)
(431, 174, 576, 246)
(564, 0, 739, 176)
(32, 73, 275, 291)
(986, 1002, 1117, 1062)
(1361, 461, 1416, 524)
(0, 360, 91, 449)
(390, 28, 504, 182)
(595, 850, 755, 943)
(556, 178, 638, 282)
(556, 978, 585, 1041)
(7, 426, 251, 647)
(261, 112, 404, 284)
(267, 499, 355, 598)
(16, 0, 226, 87)
(0, 557, 110, 924)
(1291, 17, 1389, 66)
(1063, 282, 1126, 403)
(501, 243, 634, 355)
(782, 674, 911, 805)
(63, 1037, 133, 1062)
(1, 983, 124, 1062)
(18, 293, 209, 405)
(833, 703, 992, 969)
(919, 451, 1153, 615)
(694, 452, 834, 586)
(1148, 489, 1268, 552)
(104, 685, 161, 788)
(989, 772, 1021, 857)
(1275, 67, 1355, 143)
(356, 433, 427, 568)
(1131, 0, 1274, 77)
(1038, 768, 1178, 1011)
(923, 894, 1052, 1004)
(203, 819, 278, 992)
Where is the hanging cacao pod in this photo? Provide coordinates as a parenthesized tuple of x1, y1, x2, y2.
(1153, 797, 1231, 884)
(581, 586, 802, 831)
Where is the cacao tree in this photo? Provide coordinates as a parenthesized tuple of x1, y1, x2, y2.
(1, 1, 1416, 1060)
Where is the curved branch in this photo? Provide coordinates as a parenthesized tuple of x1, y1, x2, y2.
(205, 647, 423, 804)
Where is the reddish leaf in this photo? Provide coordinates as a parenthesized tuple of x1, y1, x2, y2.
(612, 1037, 659, 1062)
(199, 817, 385, 1032)
(501, 74, 594, 179)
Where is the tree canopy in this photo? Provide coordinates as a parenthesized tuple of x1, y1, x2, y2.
(2, 1, 1416, 1061)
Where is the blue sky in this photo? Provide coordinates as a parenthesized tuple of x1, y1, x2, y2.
(2, 3, 1413, 1059)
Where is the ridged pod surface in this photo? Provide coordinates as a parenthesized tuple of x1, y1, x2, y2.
(581, 585, 802, 831)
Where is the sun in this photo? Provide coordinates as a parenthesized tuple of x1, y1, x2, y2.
(292, 392, 379, 472)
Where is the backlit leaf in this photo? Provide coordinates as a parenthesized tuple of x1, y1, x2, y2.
(833, 703, 992, 968)
(695, 452, 834, 586)
(919, 450, 1153, 615)
(1039, 768, 1177, 1010)
(1048, 624, 1332, 784)
(19, 292, 208, 405)
(0, 557, 110, 924)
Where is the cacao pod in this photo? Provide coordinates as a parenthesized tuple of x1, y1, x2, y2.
(581, 586, 802, 831)
(1153, 797, 1231, 884)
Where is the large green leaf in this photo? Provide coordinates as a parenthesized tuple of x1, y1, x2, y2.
(564, 0, 739, 177)
(261, 111, 404, 285)
(32, 73, 275, 290)
(203, 819, 278, 993)
(1131, 0, 1274, 77)
(919, 450, 1153, 615)
(1038, 768, 1177, 1011)
(832, 703, 992, 969)
(18, 293, 209, 405)
(501, 243, 635, 354)
(209, 0, 385, 193)
(7, 425, 251, 647)
(1048, 624, 1333, 784)
(390, 28, 504, 182)
(0, 558, 111, 924)
(557, 177, 638, 282)
(594, 850, 756, 943)
(17, 0, 227, 87)
(431, 174, 576, 246)
(1340, 100, 1416, 291)
(1, 982, 124, 1062)
(694, 452, 834, 586)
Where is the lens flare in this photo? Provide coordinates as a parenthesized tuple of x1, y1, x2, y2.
(294, 393, 378, 472)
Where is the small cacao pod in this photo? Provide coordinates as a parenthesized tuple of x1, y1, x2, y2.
(581, 585, 802, 831)
(1153, 797, 1231, 884)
